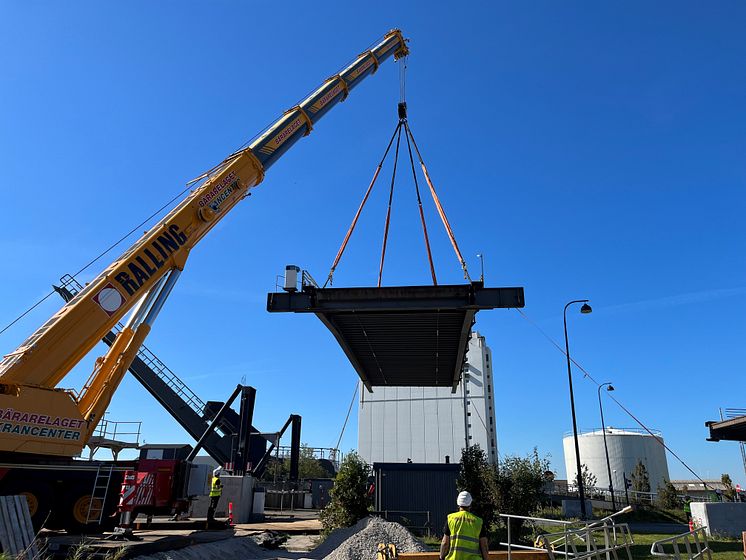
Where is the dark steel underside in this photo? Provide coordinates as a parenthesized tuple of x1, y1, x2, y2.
(267, 282, 524, 392)
(706, 416, 746, 442)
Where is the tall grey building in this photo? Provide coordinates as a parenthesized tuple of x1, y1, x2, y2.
(358, 332, 498, 465)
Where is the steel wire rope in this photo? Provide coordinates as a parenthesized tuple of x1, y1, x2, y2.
(0, 185, 191, 338)
(410, 386, 414, 461)
(405, 124, 472, 281)
(449, 387, 455, 461)
(354, 312, 388, 386)
(399, 56, 407, 103)
(335, 380, 360, 455)
(377, 124, 403, 287)
(435, 312, 441, 456)
(512, 307, 710, 488)
(323, 121, 401, 287)
(469, 394, 493, 461)
(404, 122, 437, 284)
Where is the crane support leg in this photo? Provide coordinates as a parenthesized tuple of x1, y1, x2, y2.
(252, 413, 302, 479)
(289, 414, 302, 485)
(233, 386, 256, 475)
(186, 384, 243, 463)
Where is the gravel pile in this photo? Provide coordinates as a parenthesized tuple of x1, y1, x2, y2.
(313, 516, 428, 560)
(131, 517, 427, 560)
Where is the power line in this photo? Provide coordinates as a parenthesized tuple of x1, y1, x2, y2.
(513, 307, 710, 488)
(0, 185, 191, 338)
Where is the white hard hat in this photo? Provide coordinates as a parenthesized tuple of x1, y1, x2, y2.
(213, 467, 222, 477)
(457, 491, 473, 507)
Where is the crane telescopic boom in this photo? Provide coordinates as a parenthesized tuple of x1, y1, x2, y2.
(0, 30, 408, 457)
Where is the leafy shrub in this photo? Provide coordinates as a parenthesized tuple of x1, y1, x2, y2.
(319, 452, 371, 533)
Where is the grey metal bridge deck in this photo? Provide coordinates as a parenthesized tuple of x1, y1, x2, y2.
(267, 282, 524, 392)
(707, 415, 746, 442)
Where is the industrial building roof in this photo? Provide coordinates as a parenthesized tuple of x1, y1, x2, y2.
(266, 282, 524, 392)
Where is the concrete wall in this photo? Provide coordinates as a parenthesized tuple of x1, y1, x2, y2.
(358, 332, 498, 465)
(690, 502, 746, 538)
(188, 475, 256, 523)
(562, 499, 593, 518)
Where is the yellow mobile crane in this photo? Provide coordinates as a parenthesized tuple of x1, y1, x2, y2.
(0, 30, 408, 528)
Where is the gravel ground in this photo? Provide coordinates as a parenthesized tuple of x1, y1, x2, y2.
(132, 536, 272, 560)
(131, 516, 427, 560)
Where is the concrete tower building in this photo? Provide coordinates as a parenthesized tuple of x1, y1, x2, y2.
(358, 332, 498, 465)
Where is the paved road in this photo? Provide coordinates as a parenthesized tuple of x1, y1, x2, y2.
(627, 522, 689, 534)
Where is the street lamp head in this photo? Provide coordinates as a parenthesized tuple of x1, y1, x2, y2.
(607, 384, 615, 392)
(580, 303, 592, 314)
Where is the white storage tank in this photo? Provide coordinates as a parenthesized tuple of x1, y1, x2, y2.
(563, 428, 670, 495)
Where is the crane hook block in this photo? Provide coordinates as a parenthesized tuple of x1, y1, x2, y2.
(398, 102, 407, 120)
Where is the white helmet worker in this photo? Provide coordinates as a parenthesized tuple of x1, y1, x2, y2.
(213, 467, 222, 477)
(457, 491, 473, 507)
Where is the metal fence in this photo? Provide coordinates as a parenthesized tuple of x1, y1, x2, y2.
(650, 527, 712, 560)
(92, 419, 141, 445)
(500, 507, 634, 560)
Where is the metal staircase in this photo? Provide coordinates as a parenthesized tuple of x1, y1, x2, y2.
(55, 275, 266, 467)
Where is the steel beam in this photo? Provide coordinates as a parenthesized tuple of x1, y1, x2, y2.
(267, 282, 524, 391)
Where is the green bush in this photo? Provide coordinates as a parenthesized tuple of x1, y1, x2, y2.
(457, 445, 499, 530)
(656, 480, 681, 509)
(319, 452, 371, 533)
(495, 449, 552, 541)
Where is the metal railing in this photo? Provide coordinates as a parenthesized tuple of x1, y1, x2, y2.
(92, 419, 141, 445)
(302, 270, 319, 288)
(264, 489, 305, 512)
(558, 482, 724, 506)
(566, 427, 663, 437)
(500, 507, 634, 560)
(650, 527, 711, 560)
(275, 445, 342, 469)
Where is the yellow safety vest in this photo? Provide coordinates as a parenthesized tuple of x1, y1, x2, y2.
(210, 476, 222, 498)
(446, 510, 483, 560)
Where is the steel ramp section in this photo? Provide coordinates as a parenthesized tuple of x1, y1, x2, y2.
(267, 282, 524, 391)
(706, 415, 746, 441)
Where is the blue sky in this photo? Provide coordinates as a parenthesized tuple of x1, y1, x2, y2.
(1, 2, 745, 485)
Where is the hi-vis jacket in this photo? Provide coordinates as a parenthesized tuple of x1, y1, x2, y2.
(210, 477, 223, 498)
(446, 510, 483, 560)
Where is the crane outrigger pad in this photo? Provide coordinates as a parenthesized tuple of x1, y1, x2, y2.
(267, 282, 524, 392)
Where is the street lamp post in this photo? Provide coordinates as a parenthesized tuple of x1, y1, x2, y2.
(564, 299, 592, 519)
(598, 382, 616, 511)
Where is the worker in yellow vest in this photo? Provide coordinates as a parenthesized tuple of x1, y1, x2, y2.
(440, 491, 489, 560)
(207, 467, 223, 523)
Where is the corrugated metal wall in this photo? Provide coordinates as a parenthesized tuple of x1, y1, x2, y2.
(374, 463, 459, 536)
(359, 333, 498, 466)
